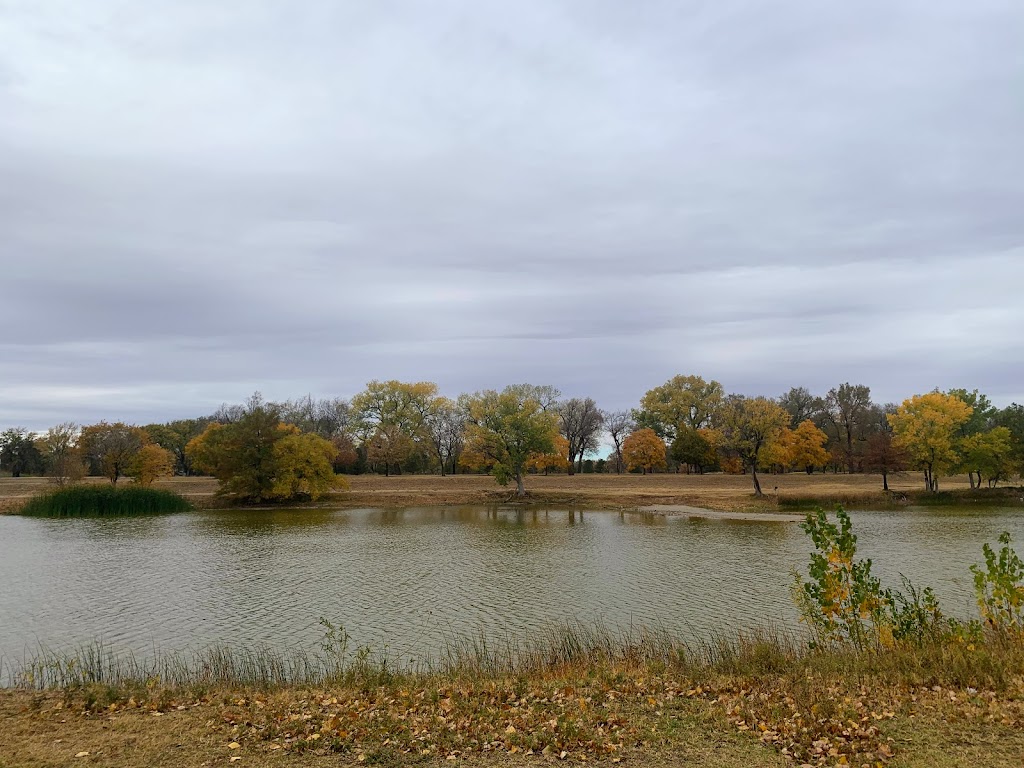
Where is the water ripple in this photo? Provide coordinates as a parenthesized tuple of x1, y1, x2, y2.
(1, 506, 1021, 662)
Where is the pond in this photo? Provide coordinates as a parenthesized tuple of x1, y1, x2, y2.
(0, 505, 1021, 668)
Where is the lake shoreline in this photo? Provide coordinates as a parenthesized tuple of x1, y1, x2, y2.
(3, 473, 1022, 515)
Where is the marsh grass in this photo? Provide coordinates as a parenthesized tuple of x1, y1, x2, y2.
(10, 619, 1022, 695)
(17, 485, 191, 517)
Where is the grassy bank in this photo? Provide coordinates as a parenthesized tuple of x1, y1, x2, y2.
(4, 623, 1024, 767)
(16, 485, 191, 517)
(777, 485, 1024, 511)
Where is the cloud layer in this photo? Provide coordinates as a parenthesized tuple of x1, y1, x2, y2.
(2, 1, 1023, 428)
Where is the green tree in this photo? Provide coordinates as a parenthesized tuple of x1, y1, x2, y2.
(0, 427, 43, 477)
(187, 393, 343, 502)
(669, 425, 715, 474)
(634, 374, 723, 441)
(463, 385, 561, 496)
(718, 396, 790, 496)
(145, 419, 210, 476)
(960, 427, 1014, 488)
(994, 404, 1024, 477)
(949, 388, 999, 487)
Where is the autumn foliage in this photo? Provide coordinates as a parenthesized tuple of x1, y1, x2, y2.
(186, 396, 345, 502)
(621, 428, 666, 474)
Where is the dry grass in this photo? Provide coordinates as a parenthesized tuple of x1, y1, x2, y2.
(2, 471, 1016, 515)
(0, 687, 785, 768)
(6, 633, 1024, 768)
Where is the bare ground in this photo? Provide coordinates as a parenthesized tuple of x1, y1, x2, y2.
(3, 471, 1013, 516)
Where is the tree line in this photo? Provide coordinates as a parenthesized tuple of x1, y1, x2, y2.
(1, 376, 1022, 500)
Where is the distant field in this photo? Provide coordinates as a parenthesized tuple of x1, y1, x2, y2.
(2, 470, 1012, 514)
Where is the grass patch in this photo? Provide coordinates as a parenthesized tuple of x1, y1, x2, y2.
(16, 485, 191, 517)
(778, 485, 1024, 511)
(8, 624, 1024, 767)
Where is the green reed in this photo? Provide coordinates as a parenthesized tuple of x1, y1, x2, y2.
(17, 485, 191, 517)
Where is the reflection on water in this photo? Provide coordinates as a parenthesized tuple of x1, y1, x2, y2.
(0, 505, 1021, 662)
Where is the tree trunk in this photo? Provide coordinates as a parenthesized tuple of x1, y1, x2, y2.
(751, 466, 763, 496)
(882, 470, 889, 491)
(515, 471, 526, 497)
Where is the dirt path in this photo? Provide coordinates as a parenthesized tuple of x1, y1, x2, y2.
(637, 504, 806, 522)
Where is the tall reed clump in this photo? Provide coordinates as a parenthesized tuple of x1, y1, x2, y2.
(17, 485, 191, 517)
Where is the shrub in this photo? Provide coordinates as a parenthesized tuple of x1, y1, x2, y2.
(793, 507, 956, 649)
(971, 531, 1024, 633)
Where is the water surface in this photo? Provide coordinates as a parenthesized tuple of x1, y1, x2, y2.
(1, 505, 1020, 665)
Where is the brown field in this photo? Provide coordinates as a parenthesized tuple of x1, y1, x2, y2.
(2, 471, 1019, 515)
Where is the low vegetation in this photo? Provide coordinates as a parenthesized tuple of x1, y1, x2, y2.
(16, 485, 191, 517)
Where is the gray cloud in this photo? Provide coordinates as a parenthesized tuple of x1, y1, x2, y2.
(2, 1, 1023, 429)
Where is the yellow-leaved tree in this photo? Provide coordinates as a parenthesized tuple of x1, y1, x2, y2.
(621, 428, 667, 474)
(526, 435, 571, 475)
(888, 391, 973, 492)
(788, 420, 830, 474)
(271, 432, 342, 500)
(129, 444, 175, 487)
(718, 396, 790, 496)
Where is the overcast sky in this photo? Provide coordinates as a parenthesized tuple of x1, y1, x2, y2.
(2, 1, 1023, 430)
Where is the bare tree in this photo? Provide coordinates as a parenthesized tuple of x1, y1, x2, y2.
(558, 398, 604, 473)
(824, 383, 874, 472)
(601, 410, 635, 475)
(425, 396, 467, 476)
(37, 422, 84, 486)
(279, 395, 352, 439)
